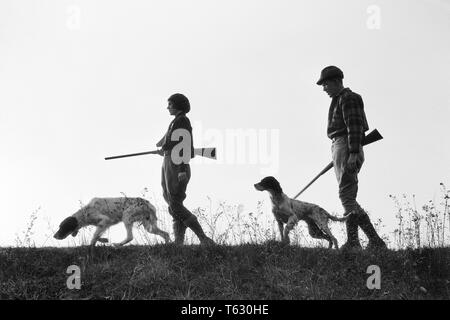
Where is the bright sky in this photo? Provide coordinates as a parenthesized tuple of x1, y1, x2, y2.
(1, 0, 449, 247)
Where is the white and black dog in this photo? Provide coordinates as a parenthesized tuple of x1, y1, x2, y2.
(254, 176, 350, 249)
(54, 197, 170, 246)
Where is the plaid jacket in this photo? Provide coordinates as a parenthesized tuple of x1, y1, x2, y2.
(327, 88, 369, 153)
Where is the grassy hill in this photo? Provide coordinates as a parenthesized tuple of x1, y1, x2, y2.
(0, 243, 448, 300)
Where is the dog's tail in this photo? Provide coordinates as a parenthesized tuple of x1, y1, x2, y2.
(324, 210, 352, 222)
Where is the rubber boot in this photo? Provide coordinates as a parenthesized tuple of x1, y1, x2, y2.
(357, 209, 387, 251)
(173, 220, 187, 245)
(340, 211, 362, 252)
(183, 216, 215, 245)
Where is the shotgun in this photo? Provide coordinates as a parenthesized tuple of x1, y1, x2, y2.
(105, 147, 216, 160)
(293, 129, 383, 199)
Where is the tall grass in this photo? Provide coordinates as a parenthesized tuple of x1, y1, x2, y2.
(12, 184, 450, 249)
(14, 207, 40, 247)
(389, 183, 449, 249)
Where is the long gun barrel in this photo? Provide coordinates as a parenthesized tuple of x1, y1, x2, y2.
(105, 147, 216, 160)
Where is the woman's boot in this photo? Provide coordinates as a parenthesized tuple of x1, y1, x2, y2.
(183, 216, 215, 245)
(173, 220, 187, 245)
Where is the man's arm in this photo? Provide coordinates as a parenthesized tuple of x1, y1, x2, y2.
(341, 95, 365, 153)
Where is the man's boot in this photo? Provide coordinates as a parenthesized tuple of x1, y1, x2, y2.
(183, 216, 215, 245)
(340, 212, 362, 251)
(173, 220, 187, 245)
(357, 209, 387, 251)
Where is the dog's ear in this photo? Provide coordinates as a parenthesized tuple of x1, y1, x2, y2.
(273, 179, 283, 193)
(54, 217, 78, 240)
(261, 176, 282, 193)
(60, 217, 78, 234)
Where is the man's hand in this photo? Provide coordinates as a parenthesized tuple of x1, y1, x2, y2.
(346, 153, 361, 172)
(178, 172, 188, 183)
(156, 149, 164, 156)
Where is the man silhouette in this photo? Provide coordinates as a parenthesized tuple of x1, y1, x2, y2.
(317, 66, 386, 251)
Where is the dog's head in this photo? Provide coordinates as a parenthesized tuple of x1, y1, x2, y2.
(53, 217, 79, 240)
(254, 176, 283, 194)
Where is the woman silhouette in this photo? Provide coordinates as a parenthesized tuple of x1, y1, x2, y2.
(157, 93, 215, 245)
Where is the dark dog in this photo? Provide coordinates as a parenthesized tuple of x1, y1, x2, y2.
(254, 176, 350, 248)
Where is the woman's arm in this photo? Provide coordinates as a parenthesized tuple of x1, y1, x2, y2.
(161, 116, 192, 152)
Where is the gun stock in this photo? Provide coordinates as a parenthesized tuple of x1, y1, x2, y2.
(362, 129, 383, 146)
(194, 147, 216, 159)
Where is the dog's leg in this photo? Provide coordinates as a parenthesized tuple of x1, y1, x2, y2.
(146, 223, 171, 243)
(88, 224, 108, 259)
(115, 222, 133, 246)
(305, 219, 332, 248)
(283, 215, 299, 244)
(277, 220, 284, 242)
(90, 225, 108, 247)
(315, 220, 339, 249)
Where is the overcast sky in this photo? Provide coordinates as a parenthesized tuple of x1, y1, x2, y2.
(1, 0, 449, 246)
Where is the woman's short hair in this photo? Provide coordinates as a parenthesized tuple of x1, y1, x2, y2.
(168, 93, 190, 113)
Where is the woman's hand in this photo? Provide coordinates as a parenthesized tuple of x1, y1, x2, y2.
(156, 136, 165, 148)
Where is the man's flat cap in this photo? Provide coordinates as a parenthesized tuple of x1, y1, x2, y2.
(316, 66, 344, 85)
